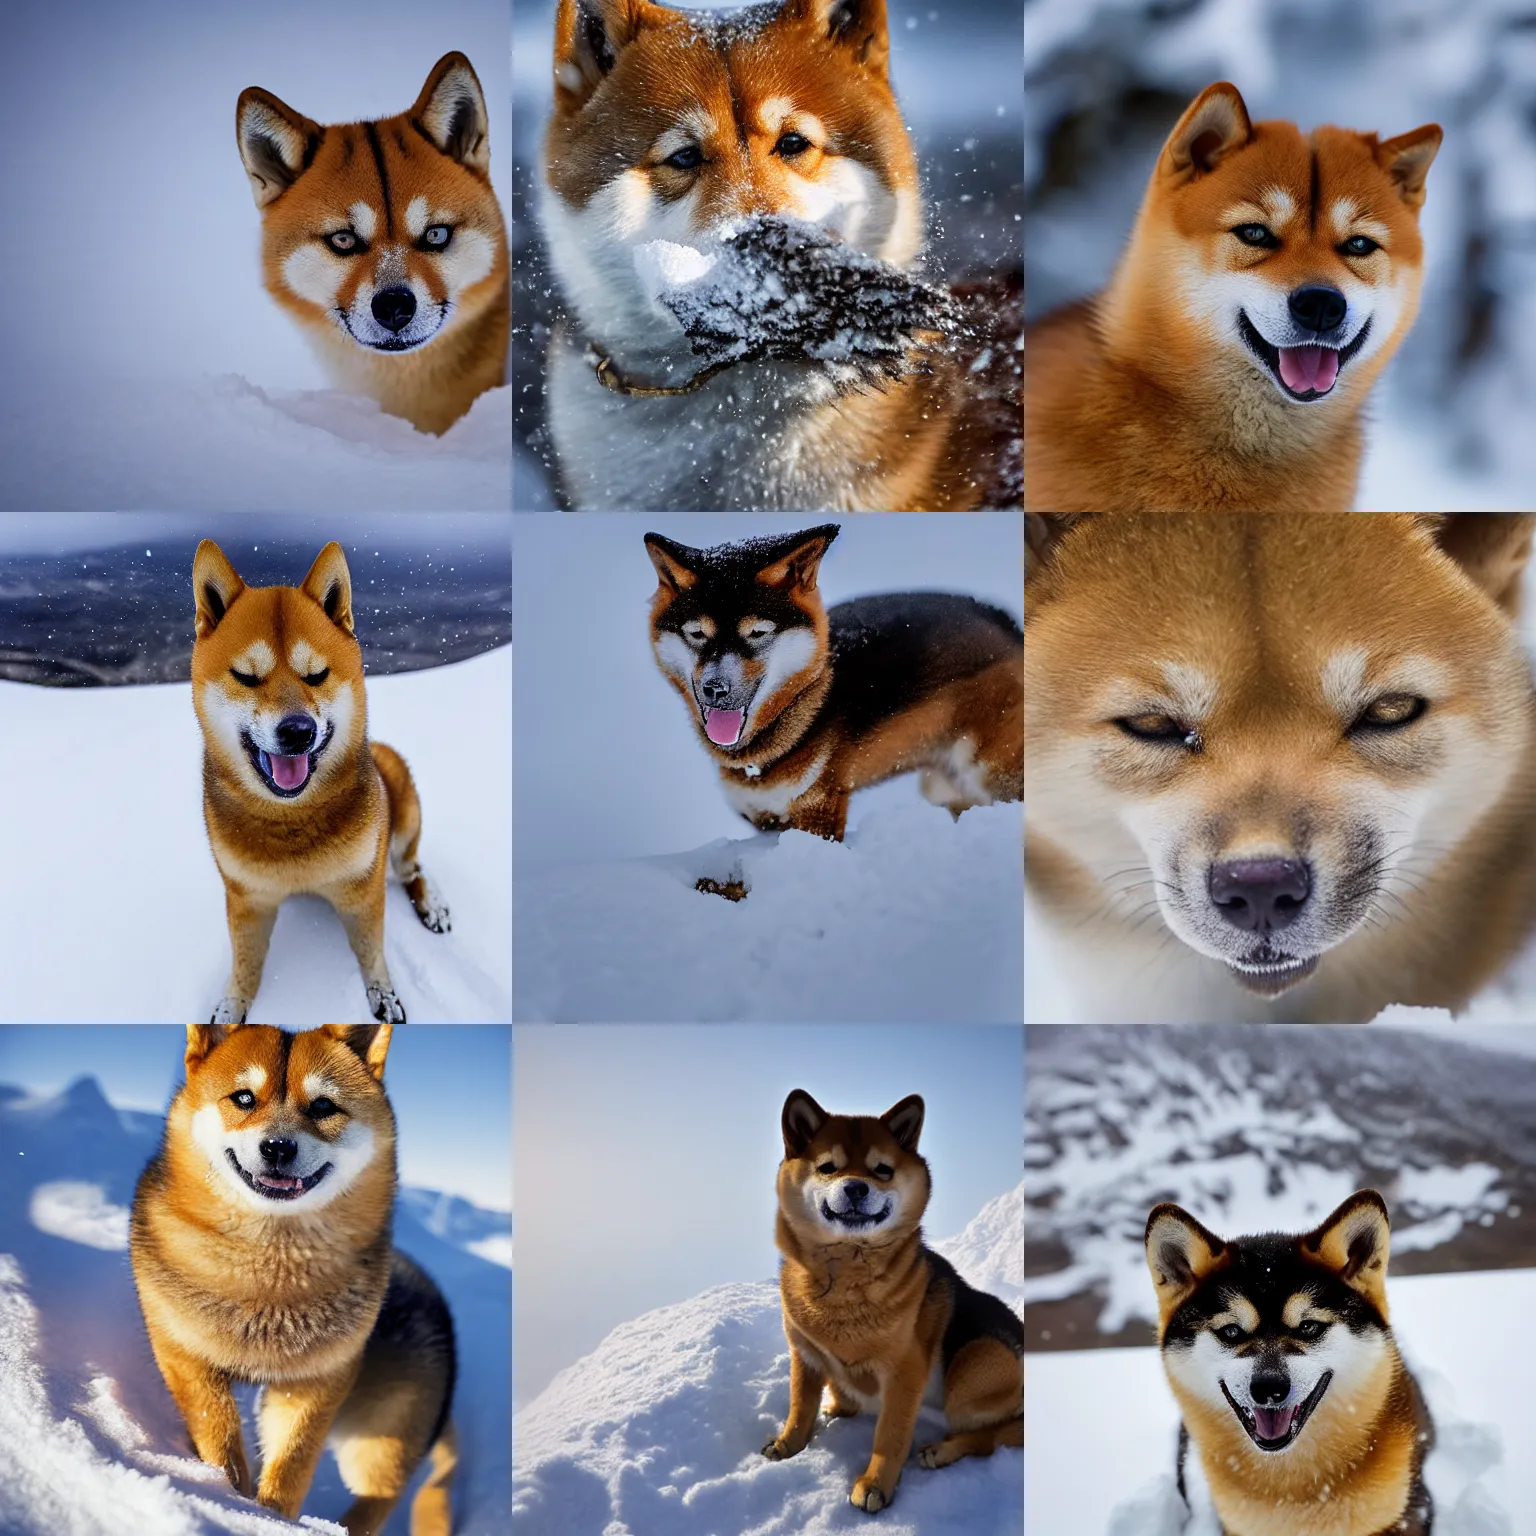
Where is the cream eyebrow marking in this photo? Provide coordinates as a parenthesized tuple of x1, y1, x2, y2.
(230, 640, 276, 676)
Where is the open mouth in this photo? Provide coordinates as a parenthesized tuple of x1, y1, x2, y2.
(701, 707, 746, 747)
(1222, 1371, 1333, 1453)
(241, 722, 333, 798)
(226, 1147, 331, 1202)
(1228, 946, 1320, 998)
(1239, 312, 1371, 401)
(820, 1199, 892, 1230)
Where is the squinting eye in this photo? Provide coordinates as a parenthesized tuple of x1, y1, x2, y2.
(422, 224, 452, 249)
(816, 1161, 837, 1175)
(872, 1164, 894, 1180)
(746, 624, 776, 640)
(229, 669, 261, 688)
(663, 145, 705, 171)
(1353, 694, 1427, 731)
(1114, 714, 1201, 751)
(1215, 1323, 1245, 1344)
(1341, 235, 1379, 256)
(774, 132, 811, 157)
(307, 1096, 338, 1119)
(682, 626, 707, 645)
(1232, 223, 1278, 248)
(230, 1089, 256, 1110)
(303, 668, 330, 687)
(325, 230, 361, 254)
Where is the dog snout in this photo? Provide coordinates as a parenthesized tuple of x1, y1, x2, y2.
(274, 714, 318, 755)
(259, 1137, 298, 1170)
(1208, 857, 1311, 933)
(1287, 286, 1347, 335)
(700, 676, 734, 707)
(1249, 1367, 1291, 1407)
(842, 1179, 869, 1204)
(371, 286, 417, 334)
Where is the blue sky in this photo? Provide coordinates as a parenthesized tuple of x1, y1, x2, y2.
(0, 1025, 510, 1211)
(513, 1023, 1023, 1406)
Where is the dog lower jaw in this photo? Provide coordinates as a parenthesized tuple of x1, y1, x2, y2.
(1227, 953, 1321, 998)
(225, 1147, 333, 1203)
(819, 1200, 892, 1231)
(1222, 1371, 1333, 1453)
(1238, 311, 1371, 403)
(241, 723, 334, 800)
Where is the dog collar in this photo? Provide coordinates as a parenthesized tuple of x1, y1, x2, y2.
(589, 346, 738, 398)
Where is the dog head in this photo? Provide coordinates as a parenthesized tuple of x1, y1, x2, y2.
(173, 1024, 396, 1217)
(191, 540, 366, 802)
(541, 0, 919, 363)
(775, 1088, 929, 1248)
(1025, 513, 1534, 999)
(237, 53, 507, 360)
(1147, 1192, 1395, 1458)
(646, 524, 837, 754)
(1108, 81, 1440, 409)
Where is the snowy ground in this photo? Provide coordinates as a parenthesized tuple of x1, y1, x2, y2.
(512, 1186, 1023, 1536)
(0, 647, 510, 1024)
(0, 1074, 510, 1536)
(1027, 1269, 1527, 1536)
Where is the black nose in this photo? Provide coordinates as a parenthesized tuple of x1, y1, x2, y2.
(843, 1180, 869, 1203)
(1250, 1369, 1291, 1407)
(259, 1137, 298, 1170)
(1287, 286, 1347, 334)
(700, 677, 732, 706)
(274, 715, 317, 755)
(371, 286, 417, 333)
(1208, 857, 1312, 933)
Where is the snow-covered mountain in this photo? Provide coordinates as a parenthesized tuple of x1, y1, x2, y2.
(513, 1186, 1024, 1536)
(0, 1077, 510, 1535)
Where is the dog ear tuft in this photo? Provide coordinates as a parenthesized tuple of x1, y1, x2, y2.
(1426, 513, 1534, 619)
(782, 1089, 828, 1154)
(644, 533, 701, 594)
(1302, 1190, 1391, 1314)
(413, 53, 492, 176)
(1162, 82, 1252, 181)
(755, 524, 840, 591)
(553, 0, 667, 109)
(879, 1093, 925, 1151)
(1375, 124, 1441, 211)
(782, 0, 890, 78)
(321, 1024, 393, 1081)
(236, 88, 321, 209)
(193, 541, 246, 640)
(185, 1024, 239, 1069)
(1144, 1203, 1228, 1328)
(301, 543, 356, 636)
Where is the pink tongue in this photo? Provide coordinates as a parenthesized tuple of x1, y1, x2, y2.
(1253, 1403, 1297, 1442)
(270, 753, 310, 790)
(1277, 345, 1339, 395)
(258, 1174, 302, 1190)
(705, 708, 744, 746)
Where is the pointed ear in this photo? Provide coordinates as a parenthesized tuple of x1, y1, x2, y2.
(185, 1024, 239, 1070)
(782, 1089, 828, 1155)
(301, 543, 355, 636)
(1145, 1204, 1228, 1329)
(879, 1094, 924, 1151)
(553, 0, 669, 110)
(1375, 124, 1441, 211)
(784, 0, 890, 78)
(1428, 513, 1534, 619)
(1024, 513, 1084, 590)
(1161, 82, 1252, 182)
(412, 52, 491, 177)
(236, 87, 321, 209)
(755, 524, 840, 591)
(193, 540, 246, 639)
(644, 533, 701, 594)
(1301, 1190, 1391, 1315)
(321, 1024, 393, 1081)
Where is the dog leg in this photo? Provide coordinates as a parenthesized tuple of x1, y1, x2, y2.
(789, 789, 849, 842)
(373, 739, 451, 933)
(333, 870, 405, 1024)
(851, 1353, 927, 1513)
(763, 1346, 827, 1460)
(825, 1382, 862, 1418)
(146, 1334, 250, 1496)
(218, 885, 278, 1022)
(918, 1336, 1024, 1468)
(256, 1370, 357, 1519)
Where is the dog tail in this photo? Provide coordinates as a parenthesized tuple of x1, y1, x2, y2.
(410, 1420, 458, 1536)
(371, 742, 450, 932)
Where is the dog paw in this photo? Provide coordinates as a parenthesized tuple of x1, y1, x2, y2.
(825, 1399, 860, 1419)
(915, 1442, 947, 1469)
(696, 875, 749, 902)
(761, 1435, 798, 1461)
(850, 1477, 891, 1513)
(221, 1451, 252, 1497)
(415, 899, 452, 934)
(366, 986, 407, 1024)
(210, 998, 249, 1025)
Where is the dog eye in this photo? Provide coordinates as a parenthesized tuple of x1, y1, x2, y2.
(1215, 1323, 1246, 1344)
(872, 1164, 894, 1180)
(744, 622, 776, 641)
(306, 1096, 339, 1120)
(230, 1089, 257, 1110)
(1231, 223, 1279, 249)
(421, 224, 453, 250)
(1341, 235, 1379, 256)
(1293, 1319, 1326, 1340)
(302, 668, 330, 687)
(681, 624, 708, 646)
(229, 669, 261, 688)
(662, 145, 705, 171)
(774, 132, 812, 158)
(1114, 713, 1202, 751)
(816, 1161, 837, 1175)
(1352, 694, 1427, 732)
(324, 230, 363, 254)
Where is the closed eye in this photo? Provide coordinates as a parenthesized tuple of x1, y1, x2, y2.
(1232, 223, 1279, 249)
(681, 624, 708, 646)
(662, 145, 705, 171)
(230, 669, 261, 688)
(1113, 713, 1202, 751)
(302, 668, 330, 687)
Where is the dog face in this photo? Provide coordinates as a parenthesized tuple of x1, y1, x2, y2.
(237, 53, 506, 358)
(176, 1024, 395, 1216)
(1147, 1192, 1394, 1458)
(646, 524, 836, 752)
(191, 540, 366, 803)
(1025, 514, 1534, 997)
(775, 1088, 929, 1246)
(541, 0, 919, 359)
(1122, 82, 1439, 407)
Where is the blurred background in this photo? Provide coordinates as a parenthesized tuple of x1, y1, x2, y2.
(1024, 0, 1536, 508)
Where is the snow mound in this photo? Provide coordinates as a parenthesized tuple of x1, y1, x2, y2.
(514, 1192, 1023, 1536)
(514, 802, 1023, 1023)
(0, 375, 510, 512)
(0, 647, 510, 1023)
(933, 1184, 1024, 1311)
(28, 1182, 130, 1252)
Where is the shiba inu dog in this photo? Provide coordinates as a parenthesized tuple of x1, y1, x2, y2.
(646, 524, 1022, 848)
(130, 1024, 457, 1535)
(1025, 82, 1441, 512)
(192, 540, 450, 1025)
(237, 53, 509, 435)
(1146, 1191, 1432, 1536)
(541, 0, 1019, 509)
(1025, 513, 1536, 1023)
(764, 1090, 1023, 1513)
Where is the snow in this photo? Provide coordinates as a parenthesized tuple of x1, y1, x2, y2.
(0, 1075, 510, 1535)
(1027, 1270, 1526, 1535)
(513, 1188, 1023, 1536)
(0, 646, 510, 1024)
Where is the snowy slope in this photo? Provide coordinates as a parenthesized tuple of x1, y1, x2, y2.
(0, 1077, 510, 1536)
(0, 647, 510, 1024)
(1026, 1269, 1527, 1536)
(512, 1189, 1024, 1536)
